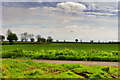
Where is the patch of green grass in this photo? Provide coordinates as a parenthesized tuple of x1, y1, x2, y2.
(2, 59, 119, 78)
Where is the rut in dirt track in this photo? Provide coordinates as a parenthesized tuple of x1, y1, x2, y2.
(3, 58, 119, 67)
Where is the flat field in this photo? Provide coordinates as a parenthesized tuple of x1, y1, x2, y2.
(2, 43, 119, 61)
(2, 43, 118, 52)
(1, 43, 119, 78)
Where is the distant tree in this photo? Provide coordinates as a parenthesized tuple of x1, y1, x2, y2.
(98, 40, 100, 43)
(36, 35, 41, 42)
(41, 38, 46, 42)
(29, 34, 34, 42)
(31, 38, 34, 42)
(75, 39, 78, 43)
(7, 33, 18, 45)
(47, 36, 53, 42)
(21, 32, 30, 41)
(7, 29, 12, 36)
(64, 40, 66, 42)
(21, 37, 24, 42)
(80, 39, 82, 43)
(56, 40, 59, 42)
(29, 34, 34, 39)
(90, 40, 94, 43)
(0, 35, 5, 41)
(109, 41, 111, 43)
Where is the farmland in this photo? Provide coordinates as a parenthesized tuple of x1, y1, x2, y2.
(2, 43, 119, 61)
(1, 43, 119, 78)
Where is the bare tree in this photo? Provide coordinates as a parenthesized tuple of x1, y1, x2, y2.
(29, 34, 34, 39)
(7, 29, 12, 36)
(36, 35, 41, 42)
(21, 32, 29, 41)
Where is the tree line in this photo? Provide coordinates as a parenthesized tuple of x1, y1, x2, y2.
(0, 29, 119, 45)
(0, 29, 53, 45)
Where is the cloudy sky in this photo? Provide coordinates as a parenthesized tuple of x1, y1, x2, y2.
(2, 2, 118, 42)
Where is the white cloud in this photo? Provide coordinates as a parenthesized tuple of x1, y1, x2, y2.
(91, 3, 96, 10)
(66, 25, 79, 28)
(57, 2, 86, 12)
(63, 20, 70, 23)
(111, 9, 118, 12)
(87, 3, 96, 10)
(29, 7, 37, 10)
(86, 12, 115, 16)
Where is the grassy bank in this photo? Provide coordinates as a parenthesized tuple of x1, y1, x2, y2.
(2, 59, 119, 78)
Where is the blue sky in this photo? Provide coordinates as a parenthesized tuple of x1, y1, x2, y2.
(2, 2, 118, 42)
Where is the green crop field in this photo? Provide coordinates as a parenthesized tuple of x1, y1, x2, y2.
(2, 43, 118, 52)
(2, 59, 119, 78)
(2, 43, 119, 61)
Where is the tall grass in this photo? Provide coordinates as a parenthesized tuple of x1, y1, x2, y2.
(2, 48, 119, 61)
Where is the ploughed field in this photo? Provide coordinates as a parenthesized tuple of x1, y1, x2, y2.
(2, 43, 119, 61)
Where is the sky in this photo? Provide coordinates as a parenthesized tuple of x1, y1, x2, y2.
(1, 2, 118, 42)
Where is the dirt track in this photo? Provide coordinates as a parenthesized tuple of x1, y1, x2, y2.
(3, 59, 119, 67)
